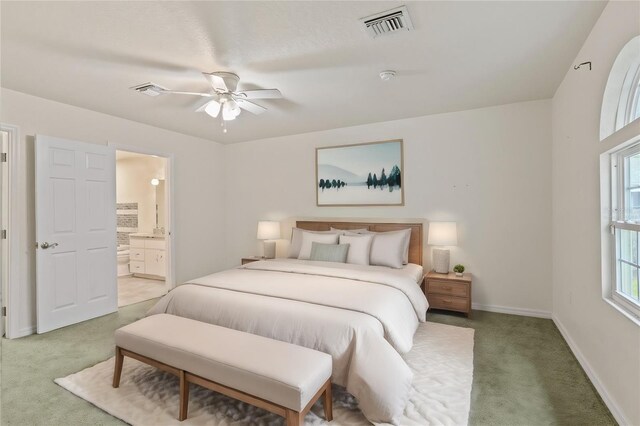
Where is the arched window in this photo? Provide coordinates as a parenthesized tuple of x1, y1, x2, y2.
(601, 36, 640, 141)
(602, 35, 640, 323)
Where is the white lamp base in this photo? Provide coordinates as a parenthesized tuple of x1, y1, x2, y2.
(432, 248, 450, 273)
(263, 240, 276, 259)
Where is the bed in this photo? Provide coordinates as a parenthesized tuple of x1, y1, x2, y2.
(147, 221, 428, 424)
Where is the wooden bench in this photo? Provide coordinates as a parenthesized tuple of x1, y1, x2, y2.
(113, 314, 333, 425)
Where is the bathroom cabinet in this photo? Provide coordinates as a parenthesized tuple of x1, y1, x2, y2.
(129, 235, 166, 279)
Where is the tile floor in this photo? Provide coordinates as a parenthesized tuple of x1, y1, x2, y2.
(117, 276, 167, 307)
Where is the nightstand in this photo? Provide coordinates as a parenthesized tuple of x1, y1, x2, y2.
(425, 271, 472, 317)
(241, 257, 262, 265)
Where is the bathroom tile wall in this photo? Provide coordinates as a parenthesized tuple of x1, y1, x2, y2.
(117, 202, 138, 246)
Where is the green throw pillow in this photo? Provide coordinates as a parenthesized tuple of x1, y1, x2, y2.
(309, 242, 350, 263)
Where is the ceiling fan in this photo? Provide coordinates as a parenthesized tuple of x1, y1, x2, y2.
(131, 71, 283, 124)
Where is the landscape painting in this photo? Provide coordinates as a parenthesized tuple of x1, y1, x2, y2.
(316, 139, 404, 206)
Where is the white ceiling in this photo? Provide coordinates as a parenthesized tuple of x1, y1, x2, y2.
(1, 1, 606, 143)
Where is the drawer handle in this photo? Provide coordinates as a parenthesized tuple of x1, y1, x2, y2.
(441, 299, 452, 304)
(442, 286, 452, 291)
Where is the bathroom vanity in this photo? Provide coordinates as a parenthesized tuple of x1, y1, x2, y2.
(129, 234, 166, 279)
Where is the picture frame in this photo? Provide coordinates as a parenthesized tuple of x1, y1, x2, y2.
(315, 139, 404, 206)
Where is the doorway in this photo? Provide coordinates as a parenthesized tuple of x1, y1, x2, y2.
(115, 149, 172, 307)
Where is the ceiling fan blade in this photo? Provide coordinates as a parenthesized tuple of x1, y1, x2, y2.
(163, 90, 213, 97)
(238, 89, 282, 99)
(236, 99, 267, 115)
(203, 72, 239, 92)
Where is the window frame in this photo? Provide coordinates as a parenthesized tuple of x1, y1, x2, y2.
(610, 143, 640, 319)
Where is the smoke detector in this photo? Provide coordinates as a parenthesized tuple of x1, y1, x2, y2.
(379, 70, 397, 81)
(361, 6, 414, 38)
(130, 82, 168, 97)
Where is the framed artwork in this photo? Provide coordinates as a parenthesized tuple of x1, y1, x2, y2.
(316, 139, 404, 206)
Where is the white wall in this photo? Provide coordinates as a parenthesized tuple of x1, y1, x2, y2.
(116, 155, 166, 233)
(551, 2, 640, 425)
(0, 88, 226, 337)
(224, 100, 553, 316)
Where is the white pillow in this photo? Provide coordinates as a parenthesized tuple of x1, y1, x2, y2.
(289, 228, 338, 258)
(339, 234, 374, 265)
(297, 231, 340, 260)
(369, 231, 410, 268)
(346, 228, 412, 264)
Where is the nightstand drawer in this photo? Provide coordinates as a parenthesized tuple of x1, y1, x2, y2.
(428, 280, 469, 297)
(428, 294, 469, 312)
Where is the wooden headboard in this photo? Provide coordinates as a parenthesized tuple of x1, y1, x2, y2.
(296, 220, 423, 265)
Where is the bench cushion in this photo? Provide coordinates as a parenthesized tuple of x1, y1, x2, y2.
(115, 314, 332, 411)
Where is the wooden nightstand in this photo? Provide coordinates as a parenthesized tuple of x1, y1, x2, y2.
(425, 271, 472, 317)
(241, 257, 262, 265)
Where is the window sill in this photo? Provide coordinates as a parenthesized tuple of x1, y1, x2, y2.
(603, 296, 640, 326)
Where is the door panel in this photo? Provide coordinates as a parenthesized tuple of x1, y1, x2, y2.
(36, 135, 116, 333)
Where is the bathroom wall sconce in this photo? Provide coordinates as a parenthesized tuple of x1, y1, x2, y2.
(150, 178, 160, 186)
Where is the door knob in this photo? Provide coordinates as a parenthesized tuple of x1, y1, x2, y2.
(40, 242, 59, 249)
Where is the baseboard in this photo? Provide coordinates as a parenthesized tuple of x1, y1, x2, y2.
(552, 315, 629, 426)
(472, 303, 552, 319)
(13, 325, 36, 339)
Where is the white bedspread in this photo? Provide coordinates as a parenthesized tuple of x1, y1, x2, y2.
(147, 259, 428, 424)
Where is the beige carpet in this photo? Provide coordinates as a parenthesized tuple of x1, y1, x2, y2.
(56, 322, 474, 426)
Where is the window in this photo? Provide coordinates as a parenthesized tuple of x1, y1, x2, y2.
(611, 144, 640, 318)
(601, 35, 640, 141)
(616, 58, 640, 130)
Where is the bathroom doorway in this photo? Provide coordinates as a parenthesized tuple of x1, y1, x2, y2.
(115, 148, 173, 307)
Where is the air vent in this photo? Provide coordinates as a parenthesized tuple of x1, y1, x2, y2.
(361, 6, 414, 38)
(130, 82, 167, 97)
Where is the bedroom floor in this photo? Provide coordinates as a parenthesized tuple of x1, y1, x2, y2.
(0, 303, 615, 426)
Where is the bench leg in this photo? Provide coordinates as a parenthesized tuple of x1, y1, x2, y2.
(179, 370, 189, 421)
(112, 346, 124, 388)
(285, 409, 302, 426)
(323, 381, 333, 422)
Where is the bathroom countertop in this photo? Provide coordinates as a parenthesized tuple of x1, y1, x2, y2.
(129, 233, 165, 239)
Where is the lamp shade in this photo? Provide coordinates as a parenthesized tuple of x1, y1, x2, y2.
(427, 222, 457, 246)
(257, 221, 281, 240)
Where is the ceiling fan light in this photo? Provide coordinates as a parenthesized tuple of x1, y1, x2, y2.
(222, 105, 237, 121)
(204, 100, 221, 118)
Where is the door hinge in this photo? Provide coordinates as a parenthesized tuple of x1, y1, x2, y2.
(2, 307, 6, 317)
(0, 153, 6, 163)
(1, 230, 6, 239)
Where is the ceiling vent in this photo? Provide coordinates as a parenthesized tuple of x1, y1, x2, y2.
(130, 82, 167, 97)
(361, 6, 414, 38)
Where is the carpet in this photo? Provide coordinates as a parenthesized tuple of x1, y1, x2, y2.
(55, 322, 474, 426)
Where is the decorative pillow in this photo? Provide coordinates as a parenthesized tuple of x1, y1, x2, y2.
(309, 242, 350, 263)
(339, 234, 374, 265)
(330, 227, 369, 235)
(297, 231, 340, 260)
(345, 228, 412, 264)
(369, 230, 410, 268)
(289, 228, 339, 258)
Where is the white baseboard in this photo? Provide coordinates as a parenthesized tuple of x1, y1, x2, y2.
(13, 325, 36, 339)
(472, 303, 552, 319)
(552, 315, 629, 426)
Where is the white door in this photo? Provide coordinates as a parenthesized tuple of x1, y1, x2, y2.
(36, 135, 117, 333)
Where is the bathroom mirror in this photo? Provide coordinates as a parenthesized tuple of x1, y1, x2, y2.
(155, 179, 166, 230)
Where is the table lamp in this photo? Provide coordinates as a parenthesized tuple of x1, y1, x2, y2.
(428, 222, 457, 273)
(257, 221, 281, 259)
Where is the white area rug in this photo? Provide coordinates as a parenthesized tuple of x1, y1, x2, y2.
(55, 322, 474, 426)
